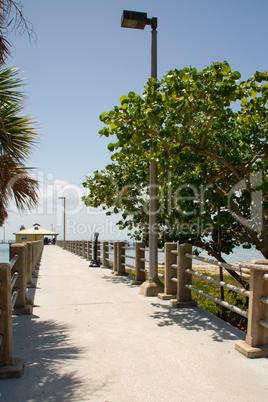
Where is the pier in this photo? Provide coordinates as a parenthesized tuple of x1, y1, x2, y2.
(1, 245, 268, 401)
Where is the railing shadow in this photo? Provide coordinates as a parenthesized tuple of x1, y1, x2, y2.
(101, 272, 136, 287)
(149, 302, 246, 343)
(1, 315, 107, 401)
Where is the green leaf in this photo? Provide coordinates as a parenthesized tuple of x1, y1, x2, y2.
(120, 95, 128, 104)
(128, 91, 136, 98)
(221, 62, 231, 75)
(230, 71, 241, 80)
(107, 143, 115, 152)
(249, 89, 257, 98)
(241, 98, 248, 106)
(100, 111, 106, 121)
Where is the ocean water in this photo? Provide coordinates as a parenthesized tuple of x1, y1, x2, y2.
(0, 244, 10, 262)
(194, 246, 263, 264)
(124, 244, 264, 265)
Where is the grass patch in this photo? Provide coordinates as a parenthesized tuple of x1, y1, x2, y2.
(191, 272, 249, 332)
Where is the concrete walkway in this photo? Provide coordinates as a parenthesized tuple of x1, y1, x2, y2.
(1, 245, 268, 401)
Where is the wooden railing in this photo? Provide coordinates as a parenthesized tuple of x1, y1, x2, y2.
(0, 240, 43, 379)
(159, 243, 268, 358)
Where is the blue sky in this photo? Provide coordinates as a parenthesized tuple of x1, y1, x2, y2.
(3, 0, 268, 244)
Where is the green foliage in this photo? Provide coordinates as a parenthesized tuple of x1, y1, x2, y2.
(0, 62, 38, 225)
(83, 61, 268, 263)
(191, 272, 249, 332)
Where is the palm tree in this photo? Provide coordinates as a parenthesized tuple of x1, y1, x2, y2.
(0, 62, 38, 226)
(0, 155, 38, 225)
(0, 0, 35, 60)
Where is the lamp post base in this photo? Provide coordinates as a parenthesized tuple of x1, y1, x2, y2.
(139, 278, 164, 297)
(89, 260, 101, 267)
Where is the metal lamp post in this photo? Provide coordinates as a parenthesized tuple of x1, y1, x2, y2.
(121, 10, 163, 295)
(58, 197, 66, 249)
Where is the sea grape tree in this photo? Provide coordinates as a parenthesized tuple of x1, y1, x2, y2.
(83, 62, 268, 265)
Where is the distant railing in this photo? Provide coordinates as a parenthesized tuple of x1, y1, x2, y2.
(0, 240, 43, 378)
(0, 240, 15, 244)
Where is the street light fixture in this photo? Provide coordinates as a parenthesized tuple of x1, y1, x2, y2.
(121, 10, 157, 78)
(121, 10, 162, 296)
(58, 197, 66, 249)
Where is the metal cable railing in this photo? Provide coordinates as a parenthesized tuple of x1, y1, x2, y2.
(122, 243, 135, 270)
(170, 248, 268, 333)
(10, 254, 19, 309)
(170, 250, 250, 318)
(185, 253, 250, 275)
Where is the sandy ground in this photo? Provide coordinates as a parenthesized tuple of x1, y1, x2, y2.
(192, 263, 251, 276)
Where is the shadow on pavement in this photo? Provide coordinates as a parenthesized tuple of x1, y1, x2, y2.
(0, 315, 107, 402)
(101, 271, 245, 344)
(101, 273, 135, 287)
(149, 302, 245, 343)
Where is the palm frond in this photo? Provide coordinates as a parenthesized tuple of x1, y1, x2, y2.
(0, 155, 38, 225)
(0, 63, 38, 161)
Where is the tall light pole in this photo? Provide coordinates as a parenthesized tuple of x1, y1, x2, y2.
(121, 10, 163, 296)
(58, 197, 66, 248)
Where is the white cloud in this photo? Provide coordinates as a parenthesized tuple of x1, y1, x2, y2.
(3, 171, 129, 242)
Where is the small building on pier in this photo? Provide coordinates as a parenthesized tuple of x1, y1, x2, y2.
(14, 223, 59, 244)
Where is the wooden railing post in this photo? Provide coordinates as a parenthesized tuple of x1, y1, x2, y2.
(10, 244, 32, 314)
(34, 241, 43, 271)
(113, 242, 118, 274)
(87, 241, 92, 261)
(101, 241, 110, 268)
(170, 244, 197, 308)
(235, 261, 268, 358)
(97, 241, 101, 263)
(108, 242, 114, 269)
(26, 242, 35, 288)
(82, 241, 86, 258)
(31, 241, 38, 278)
(131, 242, 145, 285)
(84, 241, 88, 259)
(158, 242, 177, 300)
(31, 241, 43, 276)
(0, 263, 24, 378)
(115, 241, 126, 276)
